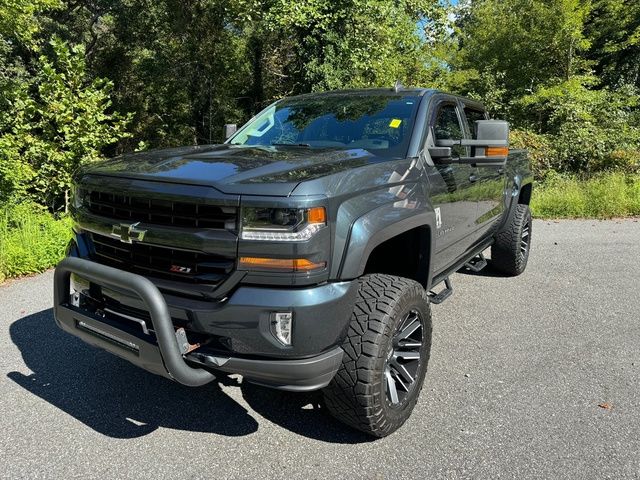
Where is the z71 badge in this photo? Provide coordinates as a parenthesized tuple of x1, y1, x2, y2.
(169, 265, 192, 274)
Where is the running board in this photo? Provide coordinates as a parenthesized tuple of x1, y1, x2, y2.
(428, 277, 453, 304)
(464, 253, 487, 273)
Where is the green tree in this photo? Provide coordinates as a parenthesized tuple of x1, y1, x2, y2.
(585, 0, 640, 89)
(448, 0, 640, 177)
(517, 77, 640, 173)
(262, 0, 448, 94)
(42, 0, 253, 148)
(0, 0, 61, 46)
(38, 0, 449, 150)
(0, 38, 130, 208)
(453, 0, 592, 116)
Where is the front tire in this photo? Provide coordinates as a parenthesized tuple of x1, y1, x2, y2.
(323, 274, 432, 437)
(491, 204, 532, 276)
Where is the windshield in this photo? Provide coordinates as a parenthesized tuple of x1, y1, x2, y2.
(229, 94, 421, 159)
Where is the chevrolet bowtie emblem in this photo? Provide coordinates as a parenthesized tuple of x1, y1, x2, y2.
(111, 222, 147, 244)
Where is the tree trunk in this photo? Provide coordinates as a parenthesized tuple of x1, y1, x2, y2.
(250, 34, 264, 114)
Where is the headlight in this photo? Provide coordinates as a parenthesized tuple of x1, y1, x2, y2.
(241, 206, 327, 241)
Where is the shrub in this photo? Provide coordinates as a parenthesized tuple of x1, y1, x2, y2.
(511, 78, 640, 180)
(592, 150, 640, 174)
(0, 38, 130, 209)
(510, 129, 555, 179)
(0, 202, 71, 282)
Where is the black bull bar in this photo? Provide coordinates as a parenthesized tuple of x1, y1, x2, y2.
(54, 257, 216, 387)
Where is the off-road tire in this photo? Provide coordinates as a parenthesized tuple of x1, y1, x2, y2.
(491, 204, 532, 276)
(323, 274, 432, 437)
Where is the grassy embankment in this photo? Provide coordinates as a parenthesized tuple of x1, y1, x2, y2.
(531, 172, 640, 219)
(0, 202, 71, 283)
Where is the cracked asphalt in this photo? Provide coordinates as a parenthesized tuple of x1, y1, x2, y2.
(0, 219, 638, 479)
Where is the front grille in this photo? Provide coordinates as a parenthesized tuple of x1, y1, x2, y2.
(89, 233, 234, 285)
(85, 190, 237, 230)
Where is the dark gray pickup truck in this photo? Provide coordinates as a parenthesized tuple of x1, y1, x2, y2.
(54, 87, 533, 437)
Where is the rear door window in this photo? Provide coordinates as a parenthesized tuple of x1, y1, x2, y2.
(463, 107, 487, 138)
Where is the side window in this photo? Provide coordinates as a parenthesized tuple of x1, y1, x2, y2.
(463, 107, 486, 138)
(433, 104, 465, 156)
(434, 104, 463, 141)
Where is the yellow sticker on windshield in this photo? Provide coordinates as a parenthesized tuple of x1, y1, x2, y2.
(389, 119, 402, 128)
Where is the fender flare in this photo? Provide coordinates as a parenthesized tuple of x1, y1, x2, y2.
(338, 205, 436, 288)
(498, 175, 533, 233)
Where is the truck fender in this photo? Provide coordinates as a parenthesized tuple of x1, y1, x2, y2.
(498, 174, 532, 233)
(337, 204, 436, 286)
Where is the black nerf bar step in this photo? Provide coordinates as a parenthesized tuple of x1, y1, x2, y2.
(428, 277, 453, 304)
(464, 253, 488, 273)
(54, 257, 216, 387)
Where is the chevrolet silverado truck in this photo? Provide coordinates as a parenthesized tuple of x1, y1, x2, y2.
(54, 87, 533, 437)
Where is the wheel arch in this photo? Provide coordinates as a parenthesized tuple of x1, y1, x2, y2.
(518, 182, 533, 205)
(498, 175, 533, 235)
(338, 208, 436, 290)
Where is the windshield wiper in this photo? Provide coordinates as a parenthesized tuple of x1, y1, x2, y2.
(271, 142, 312, 148)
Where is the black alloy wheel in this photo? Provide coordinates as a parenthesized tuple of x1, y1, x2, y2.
(385, 309, 425, 406)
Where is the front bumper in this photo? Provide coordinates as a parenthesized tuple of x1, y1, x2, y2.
(54, 257, 351, 391)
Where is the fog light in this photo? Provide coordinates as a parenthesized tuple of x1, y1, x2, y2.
(271, 312, 293, 346)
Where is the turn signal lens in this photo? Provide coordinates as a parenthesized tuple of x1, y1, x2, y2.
(307, 206, 326, 224)
(238, 257, 326, 272)
(486, 146, 509, 157)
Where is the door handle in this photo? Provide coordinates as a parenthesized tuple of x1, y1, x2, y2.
(469, 174, 478, 183)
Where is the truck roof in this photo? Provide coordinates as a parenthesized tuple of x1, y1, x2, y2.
(281, 87, 485, 110)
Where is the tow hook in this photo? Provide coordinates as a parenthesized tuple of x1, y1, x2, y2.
(175, 328, 200, 355)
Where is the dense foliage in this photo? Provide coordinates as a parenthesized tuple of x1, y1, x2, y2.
(1, 0, 639, 209)
(445, 0, 640, 179)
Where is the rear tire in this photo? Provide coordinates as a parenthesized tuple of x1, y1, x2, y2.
(323, 274, 432, 437)
(491, 204, 532, 276)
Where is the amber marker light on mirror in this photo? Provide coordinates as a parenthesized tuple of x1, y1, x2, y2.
(485, 146, 509, 157)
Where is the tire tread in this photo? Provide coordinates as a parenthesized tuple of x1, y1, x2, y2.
(323, 274, 431, 437)
(491, 204, 531, 276)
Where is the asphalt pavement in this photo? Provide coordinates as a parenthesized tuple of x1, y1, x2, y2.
(0, 219, 638, 479)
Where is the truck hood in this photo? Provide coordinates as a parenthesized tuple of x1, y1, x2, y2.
(81, 144, 376, 196)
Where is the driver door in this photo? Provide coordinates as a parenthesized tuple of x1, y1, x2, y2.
(424, 100, 479, 275)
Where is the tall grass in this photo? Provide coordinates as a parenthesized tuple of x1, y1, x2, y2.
(531, 172, 640, 219)
(0, 202, 72, 282)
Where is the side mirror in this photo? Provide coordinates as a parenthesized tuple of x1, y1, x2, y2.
(427, 146, 453, 162)
(471, 120, 509, 164)
(433, 120, 509, 165)
(475, 119, 508, 142)
(223, 123, 237, 140)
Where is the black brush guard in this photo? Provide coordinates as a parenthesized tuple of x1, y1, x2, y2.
(54, 257, 216, 387)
